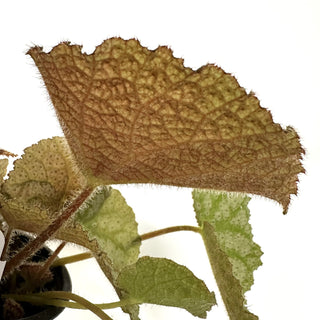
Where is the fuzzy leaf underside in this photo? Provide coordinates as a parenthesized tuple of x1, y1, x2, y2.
(0, 137, 140, 319)
(116, 256, 216, 319)
(193, 190, 261, 320)
(28, 37, 305, 213)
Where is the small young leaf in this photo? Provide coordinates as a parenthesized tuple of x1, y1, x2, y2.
(28, 38, 304, 212)
(116, 256, 216, 318)
(75, 186, 140, 272)
(193, 190, 261, 320)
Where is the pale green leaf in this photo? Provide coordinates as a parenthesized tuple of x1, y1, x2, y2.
(116, 256, 216, 319)
(75, 186, 141, 273)
(75, 186, 141, 320)
(193, 190, 262, 320)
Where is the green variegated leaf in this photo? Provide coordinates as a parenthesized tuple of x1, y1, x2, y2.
(116, 256, 216, 319)
(193, 190, 262, 320)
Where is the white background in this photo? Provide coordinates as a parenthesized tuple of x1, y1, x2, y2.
(0, 1, 319, 319)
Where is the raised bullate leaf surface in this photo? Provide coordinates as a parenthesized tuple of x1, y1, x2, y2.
(193, 190, 262, 320)
(116, 256, 216, 319)
(28, 38, 304, 213)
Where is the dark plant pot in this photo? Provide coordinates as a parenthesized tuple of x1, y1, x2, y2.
(0, 234, 72, 320)
(20, 265, 71, 320)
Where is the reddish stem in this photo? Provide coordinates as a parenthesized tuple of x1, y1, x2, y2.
(3, 188, 92, 277)
(37, 241, 66, 280)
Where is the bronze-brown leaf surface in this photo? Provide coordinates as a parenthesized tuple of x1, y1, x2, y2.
(28, 38, 304, 213)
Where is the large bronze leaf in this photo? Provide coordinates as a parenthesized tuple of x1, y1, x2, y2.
(28, 38, 304, 212)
